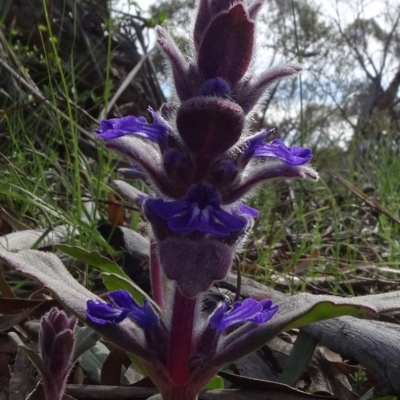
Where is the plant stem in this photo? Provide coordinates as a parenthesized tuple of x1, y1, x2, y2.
(43, 380, 63, 400)
(168, 288, 197, 386)
(150, 241, 165, 311)
(161, 387, 199, 400)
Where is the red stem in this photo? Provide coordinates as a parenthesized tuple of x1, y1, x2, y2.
(161, 387, 199, 400)
(43, 380, 63, 400)
(167, 288, 198, 386)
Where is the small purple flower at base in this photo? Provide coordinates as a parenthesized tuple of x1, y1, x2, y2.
(86, 290, 159, 330)
(209, 298, 279, 332)
(39, 308, 77, 400)
(145, 185, 247, 238)
(95, 108, 169, 144)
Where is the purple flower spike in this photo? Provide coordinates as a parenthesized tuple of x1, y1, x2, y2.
(254, 139, 313, 166)
(210, 298, 278, 332)
(95, 111, 169, 144)
(198, 3, 254, 83)
(87, 291, 159, 330)
(145, 185, 247, 238)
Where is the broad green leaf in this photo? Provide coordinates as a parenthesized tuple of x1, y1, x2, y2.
(213, 290, 400, 365)
(284, 303, 367, 330)
(79, 341, 109, 384)
(101, 272, 159, 311)
(127, 353, 148, 376)
(278, 333, 318, 385)
(56, 244, 130, 280)
(73, 326, 101, 362)
(359, 388, 397, 400)
(3, 249, 400, 372)
(56, 245, 155, 310)
(204, 375, 224, 389)
(0, 249, 149, 361)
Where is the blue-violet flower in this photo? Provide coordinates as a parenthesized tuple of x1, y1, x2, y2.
(243, 131, 312, 166)
(210, 298, 279, 332)
(145, 185, 248, 238)
(86, 290, 159, 330)
(95, 108, 169, 144)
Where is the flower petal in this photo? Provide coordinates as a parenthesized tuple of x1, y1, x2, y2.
(95, 114, 169, 143)
(212, 207, 247, 232)
(145, 185, 247, 238)
(237, 204, 259, 218)
(86, 300, 128, 325)
(254, 139, 313, 166)
(146, 198, 190, 220)
(209, 298, 278, 332)
(87, 292, 159, 330)
(108, 290, 159, 329)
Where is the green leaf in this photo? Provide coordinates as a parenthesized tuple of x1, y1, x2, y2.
(278, 333, 318, 385)
(79, 341, 109, 384)
(55, 245, 155, 309)
(204, 375, 224, 389)
(213, 290, 400, 365)
(157, 11, 168, 24)
(56, 244, 130, 280)
(359, 388, 397, 400)
(101, 272, 158, 310)
(285, 303, 366, 330)
(127, 353, 147, 376)
(0, 250, 149, 361)
(146, 18, 157, 27)
(73, 326, 101, 362)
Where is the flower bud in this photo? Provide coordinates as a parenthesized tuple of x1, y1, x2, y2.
(176, 97, 244, 158)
